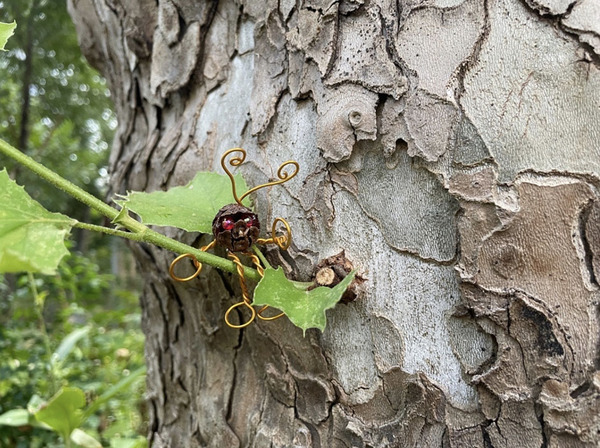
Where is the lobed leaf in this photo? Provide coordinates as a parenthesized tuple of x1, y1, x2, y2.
(0, 21, 16, 51)
(116, 172, 250, 233)
(34, 387, 86, 440)
(0, 169, 75, 274)
(253, 268, 356, 334)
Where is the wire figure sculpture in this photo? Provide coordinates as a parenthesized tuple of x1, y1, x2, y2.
(169, 148, 299, 328)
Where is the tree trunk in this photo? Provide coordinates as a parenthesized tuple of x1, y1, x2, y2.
(67, 0, 600, 446)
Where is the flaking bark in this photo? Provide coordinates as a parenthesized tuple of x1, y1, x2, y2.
(68, 0, 600, 446)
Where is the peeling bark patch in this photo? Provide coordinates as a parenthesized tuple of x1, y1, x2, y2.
(518, 302, 564, 357)
(456, 201, 502, 279)
(583, 199, 600, 286)
(327, 6, 407, 98)
(404, 90, 459, 162)
(250, 12, 288, 135)
(287, 6, 338, 76)
(150, 21, 201, 96)
(562, 0, 600, 56)
(476, 178, 596, 383)
(448, 166, 496, 202)
(377, 90, 458, 163)
(201, 1, 238, 91)
(460, 177, 600, 445)
(462, 0, 600, 182)
(316, 84, 378, 163)
(395, 0, 486, 98)
(452, 115, 491, 166)
(356, 149, 459, 261)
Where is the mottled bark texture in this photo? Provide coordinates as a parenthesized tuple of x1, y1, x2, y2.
(68, 0, 600, 446)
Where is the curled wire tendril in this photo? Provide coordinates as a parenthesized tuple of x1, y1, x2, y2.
(221, 148, 299, 206)
(169, 240, 216, 282)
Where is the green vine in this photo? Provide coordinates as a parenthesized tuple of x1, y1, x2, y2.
(0, 138, 261, 282)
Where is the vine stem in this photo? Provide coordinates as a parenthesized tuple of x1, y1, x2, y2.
(0, 138, 261, 282)
(27, 272, 59, 395)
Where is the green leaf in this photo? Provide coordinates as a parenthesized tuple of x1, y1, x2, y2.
(71, 428, 102, 448)
(0, 409, 29, 427)
(115, 172, 250, 233)
(83, 366, 146, 420)
(53, 326, 90, 365)
(0, 407, 51, 430)
(110, 437, 148, 448)
(253, 268, 356, 334)
(35, 387, 86, 440)
(0, 21, 16, 51)
(0, 169, 75, 274)
(27, 395, 45, 414)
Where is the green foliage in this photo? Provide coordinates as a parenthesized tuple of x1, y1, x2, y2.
(0, 5, 147, 447)
(0, 409, 39, 427)
(0, 0, 115, 221)
(116, 172, 250, 233)
(253, 268, 357, 334)
(0, 169, 75, 274)
(0, 20, 16, 50)
(35, 387, 86, 440)
(0, 253, 147, 447)
(70, 429, 102, 448)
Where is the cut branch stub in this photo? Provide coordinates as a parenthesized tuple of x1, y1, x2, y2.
(312, 250, 365, 303)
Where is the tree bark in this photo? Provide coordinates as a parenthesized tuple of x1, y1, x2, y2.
(68, 0, 600, 446)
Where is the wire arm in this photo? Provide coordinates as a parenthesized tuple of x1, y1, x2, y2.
(239, 160, 299, 203)
(221, 148, 247, 206)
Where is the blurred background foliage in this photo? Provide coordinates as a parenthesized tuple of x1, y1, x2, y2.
(0, 0, 146, 446)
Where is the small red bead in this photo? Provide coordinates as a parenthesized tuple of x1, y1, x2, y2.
(222, 218, 234, 230)
(244, 216, 253, 228)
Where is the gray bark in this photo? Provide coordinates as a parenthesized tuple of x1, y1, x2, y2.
(68, 0, 600, 446)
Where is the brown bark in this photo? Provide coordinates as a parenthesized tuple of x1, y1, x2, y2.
(68, 0, 600, 446)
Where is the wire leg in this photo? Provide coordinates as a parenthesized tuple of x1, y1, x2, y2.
(169, 240, 216, 282)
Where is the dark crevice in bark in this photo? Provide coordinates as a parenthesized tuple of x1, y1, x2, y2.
(225, 332, 241, 423)
(324, 164, 338, 226)
(535, 403, 549, 448)
(166, 279, 186, 343)
(149, 398, 159, 444)
(321, 4, 341, 80)
(191, 0, 219, 86)
(176, 6, 187, 41)
(453, 0, 490, 109)
(148, 281, 170, 345)
(596, 302, 600, 371)
(579, 198, 599, 288)
(215, 268, 237, 303)
(481, 422, 495, 448)
(570, 380, 591, 398)
(377, 4, 412, 92)
(177, 377, 188, 393)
